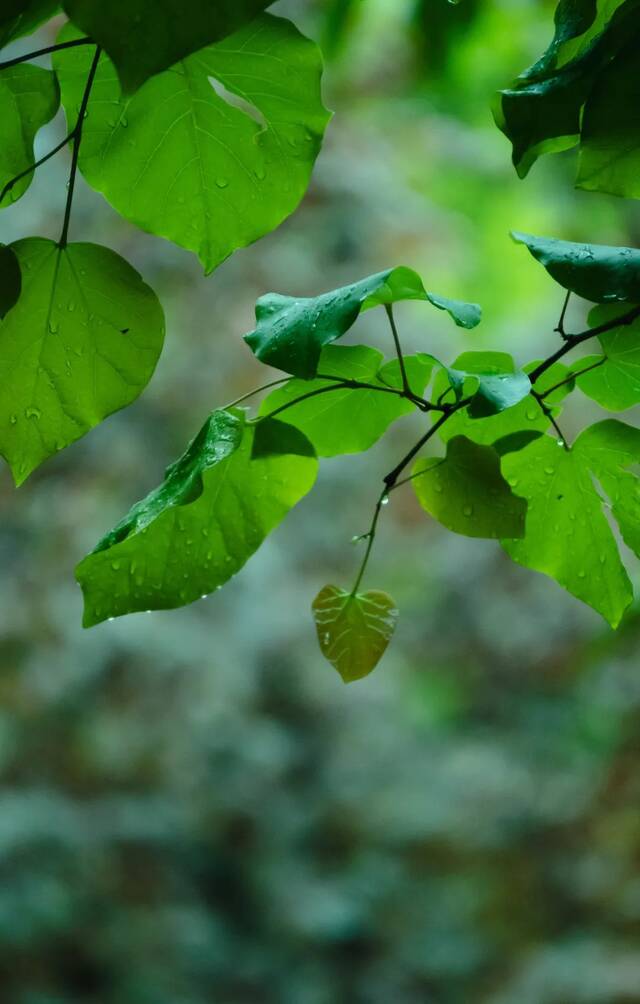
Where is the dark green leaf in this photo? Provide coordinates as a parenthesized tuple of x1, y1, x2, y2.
(245, 268, 481, 379)
(259, 345, 435, 457)
(62, 0, 273, 93)
(513, 231, 640, 303)
(312, 585, 398, 683)
(0, 64, 60, 207)
(412, 436, 526, 539)
(54, 17, 330, 273)
(251, 417, 316, 459)
(76, 411, 318, 627)
(0, 238, 165, 485)
(501, 420, 640, 626)
(0, 244, 21, 318)
(0, 0, 59, 48)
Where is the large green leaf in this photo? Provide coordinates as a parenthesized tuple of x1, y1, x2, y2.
(576, 305, 640, 409)
(76, 410, 318, 627)
(0, 244, 21, 318)
(0, 0, 59, 48)
(0, 64, 60, 207)
(62, 0, 273, 93)
(312, 585, 399, 683)
(245, 268, 481, 379)
(0, 238, 165, 485)
(259, 345, 435, 457)
(513, 231, 640, 303)
(501, 420, 640, 626)
(577, 37, 640, 196)
(412, 436, 526, 539)
(494, 0, 638, 180)
(54, 16, 330, 274)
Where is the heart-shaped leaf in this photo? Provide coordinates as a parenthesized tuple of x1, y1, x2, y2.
(245, 268, 481, 379)
(0, 238, 165, 484)
(312, 585, 399, 683)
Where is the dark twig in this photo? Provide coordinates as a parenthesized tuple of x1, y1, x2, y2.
(555, 290, 571, 339)
(59, 46, 101, 248)
(528, 304, 640, 385)
(0, 37, 93, 72)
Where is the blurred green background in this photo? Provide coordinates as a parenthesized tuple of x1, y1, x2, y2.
(2, 1, 640, 1001)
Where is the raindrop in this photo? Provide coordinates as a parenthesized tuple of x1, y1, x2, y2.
(381, 495, 389, 506)
(215, 177, 229, 188)
(24, 407, 41, 420)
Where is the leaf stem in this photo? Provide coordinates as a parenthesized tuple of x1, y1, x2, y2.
(0, 131, 75, 206)
(0, 37, 93, 72)
(351, 489, 388, 595)
(531, 390, 569, 450)
(385, 303, 411, 396)
(555, 290, 571, 338)
(539, 356, 606, 400)
(223, 377, 291, 410)
(529, 305, 640, 385)
(59, 46, 101, 248)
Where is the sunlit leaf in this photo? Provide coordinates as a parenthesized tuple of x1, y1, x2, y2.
(245, 267, 480, 379)
(312, 585, 398, 683)
(77, 410, 318, 627)
(54, 17, 330, 273)
(501, 420, 640, 626)
(412, 436, 526, 539)
(0, 238, 165, 484)
(0, 64, 60, 207)
(62, 0, 273, 93)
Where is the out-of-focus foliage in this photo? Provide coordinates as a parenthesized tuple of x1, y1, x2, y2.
(2, 0, 640, 1000)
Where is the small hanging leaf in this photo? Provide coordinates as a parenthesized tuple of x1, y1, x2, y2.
(259, 345, 435, 457)
(0, 244, 21, 318)
(412, 436, 527, 539)
(0, 64, 60, 207)
(0, 238, 165, 484)
(245, 267, 481, 379)
(62, 0, 273, 93)
(54, 17, 330, 274)
(512, 231, 640, 303)
(77, 411, 318, 627)
(312, 585, 399, 683)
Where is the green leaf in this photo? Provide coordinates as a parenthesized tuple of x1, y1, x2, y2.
(54, 17, 330, 274)
(575, 305, 640, 409)
(62, 0, 274, 93)
(258, 344, 435, 457)
(577, 38, 640, 197)
(312, 585, 398, 683)
(76, 410, 318, 627)
(0, 64, 60, 207)
(412, 436, 526, 539)
(501, 420, 640, 626)
(0, 244, 21, 318)
(245, 267, 481, 379)
(435, 357, 571, 445)
(513, 231, 640, 303)
(0, 0, 59, 48)
(444, 351, 532, 417)
(0, 238, 165, 485)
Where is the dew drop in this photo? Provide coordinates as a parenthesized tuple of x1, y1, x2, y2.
(24, 406, 41, 420)
(381, 495, 389, 506)
(544, 466, 555, 475)
(215, 177, 229, 188)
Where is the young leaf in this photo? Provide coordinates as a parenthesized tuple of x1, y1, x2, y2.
(312, 585, 399, 683)
(512, 231, 640, 303)
(0, 244, 21, 318)
(575, 305, 640, 410)
(76, 411, 318, 627)
(435, 358, 572, 445)
(412, 436, 526, 539)
(0, 238, 165, 485)
(0, 0, 59, 48)
(245, 268, 480, 379)
(501, 420, 640, 627)
(54, 17, 330, 274)
(0, 64, 60, 207)
(259, 345, 435, 457)
(62, 0, 273, 94)
(443, 351, 532, 417)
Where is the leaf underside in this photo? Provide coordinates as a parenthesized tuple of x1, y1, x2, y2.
(312, 585, 399, 683)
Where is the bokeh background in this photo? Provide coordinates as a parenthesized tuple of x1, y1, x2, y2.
(2, 1, 640, 1001)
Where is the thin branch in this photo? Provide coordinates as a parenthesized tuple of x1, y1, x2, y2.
(539, 356, 606, 400)
(0, 131, 74, 206)
(59, 46, 101, 248)
(383, 405, 464, 489)
(528, 304, 640, 385)
(0, 37, 93, 72)
(555, 290, 571, 338)
(385, 303, 411, 396)
(351, 489, 387, 595)
(531, 390, 569, 450)
(223, 377, 291, 411)
(256, 382, 359, 422)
